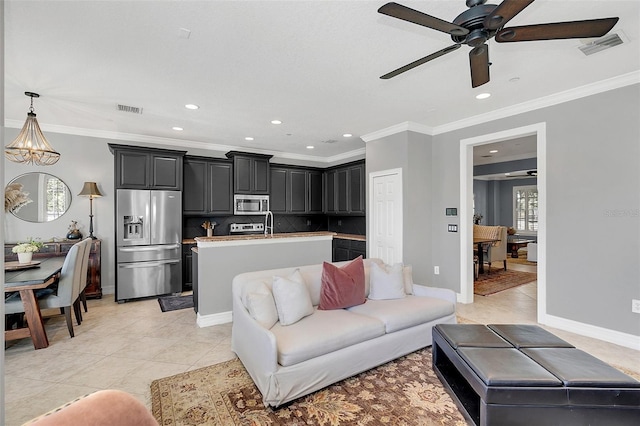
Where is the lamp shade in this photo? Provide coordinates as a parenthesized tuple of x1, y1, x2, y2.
(78, 182, 103, 198)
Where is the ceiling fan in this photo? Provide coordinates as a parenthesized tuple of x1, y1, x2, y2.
(505, 170, 537, 178)
(378, 0, 619, 87)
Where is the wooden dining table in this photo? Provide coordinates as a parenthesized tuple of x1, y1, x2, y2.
(4, 257, 65, 349)
(473, 237, 499, 275)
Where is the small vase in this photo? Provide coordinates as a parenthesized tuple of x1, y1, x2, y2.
(18, 252, 33, 264)
(206, 229, 213, 237)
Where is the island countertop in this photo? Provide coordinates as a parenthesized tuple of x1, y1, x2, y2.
(186, 232, 364, 245)
(195, 231, 336, 247)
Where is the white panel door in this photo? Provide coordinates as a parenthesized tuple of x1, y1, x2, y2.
(369, 169, 402, 264)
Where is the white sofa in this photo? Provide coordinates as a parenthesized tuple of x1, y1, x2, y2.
(231, 258, 457, 407)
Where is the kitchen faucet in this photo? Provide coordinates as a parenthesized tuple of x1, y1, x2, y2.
(264, 210, 274, 236)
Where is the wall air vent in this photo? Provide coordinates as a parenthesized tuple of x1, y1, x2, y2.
(578, 32, 624, 56)
(117, 104, 143, 114)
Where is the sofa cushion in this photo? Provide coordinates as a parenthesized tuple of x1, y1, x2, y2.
(318, 256, 366, 310)
(272, 269, 314, 326)
(244, 282, 278, 329)
(369, 261, 406, 300)
(347, 296, 455, 333)
(271, 308, 385, 366)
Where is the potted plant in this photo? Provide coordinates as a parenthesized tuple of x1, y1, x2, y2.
(12, 238, 44, 264)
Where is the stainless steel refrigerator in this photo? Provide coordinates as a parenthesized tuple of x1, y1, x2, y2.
(116, 189, 182, 302)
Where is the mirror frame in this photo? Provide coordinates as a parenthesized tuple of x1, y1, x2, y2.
(6, 172, 73, 223)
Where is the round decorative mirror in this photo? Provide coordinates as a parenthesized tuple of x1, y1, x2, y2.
(5, 173, 72, 222)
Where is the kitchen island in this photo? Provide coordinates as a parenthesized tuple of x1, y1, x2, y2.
(194, 232, 335, 327)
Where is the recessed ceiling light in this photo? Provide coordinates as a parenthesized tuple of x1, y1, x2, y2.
(184, 104, 199, 110)
(245, 137, 254, 141)
(271, 120, 282, 125)
(172, 127, 183, 131)
(489, 149, 498, 153)
(475, 93, 491, 100)
(306, 145, 314, 149)
(343, 133, 353, 138)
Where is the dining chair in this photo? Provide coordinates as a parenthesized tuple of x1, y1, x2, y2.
(5, 241, 84, 338)
(73, 238, 92, 322)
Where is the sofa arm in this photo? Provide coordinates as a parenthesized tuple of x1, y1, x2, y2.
(412, 284, 457, 305)
(231, 295, 279, 380)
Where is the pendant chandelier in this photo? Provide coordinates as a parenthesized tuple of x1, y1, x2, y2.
(5, 92, 60, 166)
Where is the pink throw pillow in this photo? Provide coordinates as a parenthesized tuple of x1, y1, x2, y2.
(318, 256, 366, 310)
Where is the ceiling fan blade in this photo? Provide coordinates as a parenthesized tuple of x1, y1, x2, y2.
(469, 44, 490, 88)
(496, 17, 619, 42)
(484, 0, 535, 30)
(378, 2, 468, 37)
(380, 44, 461, 79)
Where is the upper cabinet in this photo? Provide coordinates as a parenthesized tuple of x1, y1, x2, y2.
(324, 161, 365, 216)
(270, 166, 323, 214)
(226, 151, 272, 194)
(183, 156, 233, 215)
(109, 144, 185, 190)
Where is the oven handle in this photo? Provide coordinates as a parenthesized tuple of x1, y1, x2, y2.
(118, 259, 180, 268)
(118, 244, 180, 252)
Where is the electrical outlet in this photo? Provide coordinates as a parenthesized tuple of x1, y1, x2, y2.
(434, 266, 440, 275)
(632, 299, 640, 314)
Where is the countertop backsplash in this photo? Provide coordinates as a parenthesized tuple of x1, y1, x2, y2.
(183, 214, 330, 239)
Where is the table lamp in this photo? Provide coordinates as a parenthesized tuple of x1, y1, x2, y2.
(78, 182, 103, 239)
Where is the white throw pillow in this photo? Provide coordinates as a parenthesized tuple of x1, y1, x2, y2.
(242, 281, 278, 329)
(272, 269, 314, 326)
(369, 261, 406, 300)
(403, 265, 414, 295)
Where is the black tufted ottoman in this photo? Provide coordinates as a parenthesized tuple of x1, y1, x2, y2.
(432, 324, 640, 426)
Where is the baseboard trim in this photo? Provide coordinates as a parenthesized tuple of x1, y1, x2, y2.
(541, 314, 640, 351)
(197, 311, 232, 328)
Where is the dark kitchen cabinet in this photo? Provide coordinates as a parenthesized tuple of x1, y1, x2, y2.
(109, 144, 185, 190)
(308, 170, 323, 214)
(270, 167, 288, 213)
(182, 243, 195, 290)
(226, 151, 272, 195)
(324, 160, 365, 215)
(270, 165, 324, 214)
(183, 156, 233, 215)
(332, 238, 366, 262)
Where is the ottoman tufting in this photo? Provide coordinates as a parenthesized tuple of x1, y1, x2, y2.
(432, 324, 640, 426)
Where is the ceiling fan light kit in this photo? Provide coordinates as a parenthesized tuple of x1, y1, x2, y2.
(378, 0, 619, 87)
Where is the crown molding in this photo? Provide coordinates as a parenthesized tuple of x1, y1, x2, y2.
(432, 71, 640, 135)
(361, 121, 434, 143)
(361, 72, 640, 141)
(3, 120, 364, 164)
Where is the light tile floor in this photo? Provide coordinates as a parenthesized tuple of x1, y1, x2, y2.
(4, 262, 639, 425)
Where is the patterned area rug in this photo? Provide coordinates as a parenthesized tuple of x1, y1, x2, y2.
(474, 267, 537, 296)
(507, 251, 537, 266)
(151, 348, 467, 425)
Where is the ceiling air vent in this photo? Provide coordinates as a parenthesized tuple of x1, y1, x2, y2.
(117, 104, 143, 114)
(321, 139, 338, 144)
(578, 32, 624, 56)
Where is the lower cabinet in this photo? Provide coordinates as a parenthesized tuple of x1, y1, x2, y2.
(4, 240, 102, 298)
(332, 238, 366, 262)
(182, 243, 195, 291)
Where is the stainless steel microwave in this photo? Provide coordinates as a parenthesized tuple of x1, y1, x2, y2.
(234, 194, 270, 215)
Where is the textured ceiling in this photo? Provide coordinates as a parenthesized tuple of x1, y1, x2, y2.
(4, 1, 639, 163)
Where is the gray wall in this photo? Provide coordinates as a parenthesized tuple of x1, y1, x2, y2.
(430, 83, 639, 336)
(4, 130, 117, 294)
(365, 130, 434, 286)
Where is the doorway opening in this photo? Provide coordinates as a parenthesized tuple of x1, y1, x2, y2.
(459, 123, 547, 322)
